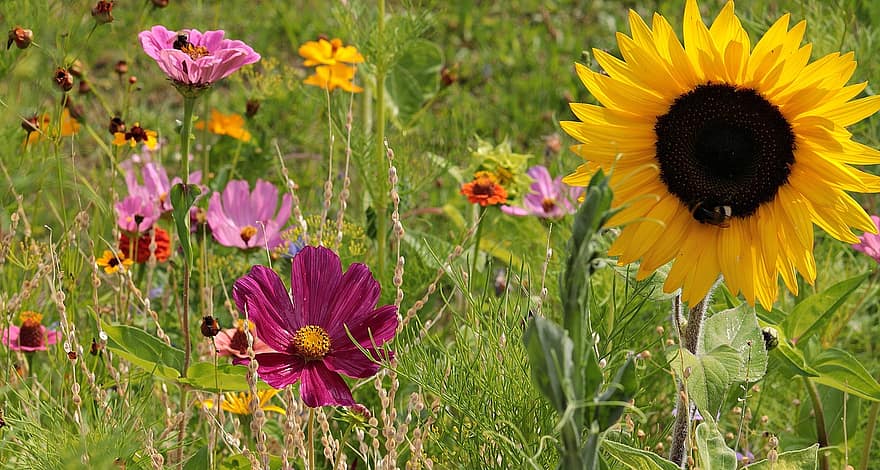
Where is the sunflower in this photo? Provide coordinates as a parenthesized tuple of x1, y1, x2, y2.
(562, 0, 880, 309)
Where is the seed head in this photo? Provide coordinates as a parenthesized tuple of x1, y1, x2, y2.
(7, 27, 33, 49)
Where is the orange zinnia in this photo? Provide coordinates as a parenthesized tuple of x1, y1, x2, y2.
(460, 171, 508, 206)
(119, 227, 171, 263)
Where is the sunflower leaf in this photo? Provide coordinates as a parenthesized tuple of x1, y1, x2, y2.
(701, 305, 768, 383)
(743, 444, 818, 469)
(601, 440, 680, 470)
(808, 347, 880, 401)
(668, 345, 740, 417)
(694, 421, 737, 470)
(781, 271, 868, 344)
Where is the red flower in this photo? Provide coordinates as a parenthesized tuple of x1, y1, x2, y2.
(119, 227, 171, 263)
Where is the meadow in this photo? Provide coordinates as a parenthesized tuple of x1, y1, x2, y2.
(2, 0, 880, 468)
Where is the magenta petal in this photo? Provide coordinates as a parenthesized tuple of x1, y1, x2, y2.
(324, 347, 383, 379)
(1, 326, 20, 350)
(324, 262, 380, 340)
(290, 246, 343, 327)
(299, 362, 356, 407)
(345, 305, 399, 348)
(255, 352, 305, 389)
(233, 265, 296, 351)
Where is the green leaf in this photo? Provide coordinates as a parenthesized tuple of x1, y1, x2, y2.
(386, 39, 442, 129)
(602, 440, 680, 470)
(744, 444, 818, 469)
(782, 272, 868, 343)
(523, 316, 575, 415)
(219, 454, 285, 470)
(694, 422, 736, 470)
(178, 362, 270, 393)
(701, 305, 768, 383)
(668, 346, 741, 416)
(809, 347, 880, 401)
(769, 339, 819, 378)
(170, 183, 201, 266)
(102, 322, 184, 380)
(594, 355, 639, 430)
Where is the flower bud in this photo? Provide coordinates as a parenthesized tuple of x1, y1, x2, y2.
(151, 0, 169, 7)
(78, 80, 91, 94)
(200, 315, 220, 337)
(69, 60, 84, 77)
(128, 75, 138, 85)
(91, 1, 114, 24)
(54, 67, 74, 92)
(109, 116, 126, 135)
(7, 26, 33, 50)
(115, 60, 128, 75)
(245, 98, 260, 117)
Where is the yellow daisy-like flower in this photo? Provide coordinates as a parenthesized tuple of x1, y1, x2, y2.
(298, 37, 364, 67)
(200, 388, 285, 415)
(96, 250, 134, 274)
(562, 0, 880, 309)
(195, 109, 252, 142)
(303, 63, 364, 93)
(113, 122, 158, 150)
(22, 109, 80, 146)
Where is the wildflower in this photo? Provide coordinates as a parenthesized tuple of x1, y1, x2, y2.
(207, 179, 291, 250)
(7, 27, 33, 50)
(298, 37, 364, 67)
(233, 246, 398, 407)
(460, 171, 508, 206)
(109, 116, 126, 135)
(23, 110, 80, 146)
(501, 166, 582, 219)
(200, 389, 285, 415)
(736, 450, 755, 465)
(852, 215, 880, 263)
(213, 319, 275, 363)
(96, 249, 134, 274)
(91, 1, 114, 24)
(138, 25, 260, 92)
(194, 109, 252, 142)
(1, 312, 61, 352)
(115, 60, 128, 76)
(115, 195, 159, 233)
(472, 138, 532, 197)
(113, 122, 158, 150)
(122, 160, 203, 213)
(561, 0, 880, 308)
(303, 63, 363, 93)
(118, 226, 171, 263)
(54, 67, 74, 92)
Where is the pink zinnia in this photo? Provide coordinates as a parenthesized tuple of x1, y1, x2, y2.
(207, 179, 291, 250)
(122, 160, 202, 213)
(501, 165, 582, 219)
(213, 319, 275, 364)
(115, 194, 159, 233)
(233, 246, 398, 407)
(853, 215, 880, 263)
(2, 311, 61, 352)
(138, 26, 260, 87)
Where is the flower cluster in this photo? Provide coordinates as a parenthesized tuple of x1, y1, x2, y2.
(299, 37, 364, 92)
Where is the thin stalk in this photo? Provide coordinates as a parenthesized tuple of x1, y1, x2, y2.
(470, 205, 486, 277)
(374, 0, 388, 277)
(669, 296, 710, 468)
(333, 423, 353, 470)
(804, 377, 831, 470)
(308, 407, 316, 470)
(861, 400, 880, 470)
(179, 95, 197, 376)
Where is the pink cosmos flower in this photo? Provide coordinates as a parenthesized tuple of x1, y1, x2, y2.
(233, 246, 398, 407)
(213, 319, 276, 364)
(853, 215, 880, 263)
(207, 179, 291, 250)
(2, 311, 61, 352)
(501, 165, 583, 219)
(122, 160, 203, 213)
(115, 194, 159, 233)
(138, 26, 260, 87)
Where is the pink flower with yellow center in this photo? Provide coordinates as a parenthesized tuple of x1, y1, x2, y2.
(233, 246, 398, 407)
(207, 179, 291, 250)
(2, 311, 61, 352)
(213, 319, 275, 364)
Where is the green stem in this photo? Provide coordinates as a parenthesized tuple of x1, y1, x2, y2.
(181, 97, 196, 187)
(861, 400, 880, 470)
(669, 296, 710, 468)
(471, 205, 487, 278)
(804, 377, 831, 470)
(374, 0, 388, 278)
(333, 424, 353, 470)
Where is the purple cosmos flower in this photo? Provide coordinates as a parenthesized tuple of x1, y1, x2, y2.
(115, 194, 159, 233)
(853, 215, 880, 263)
(232, 246, 398, 407)
(736, 450, 755, 464)
(1, 311, 60, 352)
(501, 165, 583, 219)
(138, 25, 260, 88)
(122, 160, 203, 213)
(207, 179, 291, 250)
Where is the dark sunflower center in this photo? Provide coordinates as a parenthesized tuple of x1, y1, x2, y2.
(654, 84, 795, 223)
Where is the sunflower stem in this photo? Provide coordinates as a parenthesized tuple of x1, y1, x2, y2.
(804, 377, 831, 470)
(669, 295, 711, 468)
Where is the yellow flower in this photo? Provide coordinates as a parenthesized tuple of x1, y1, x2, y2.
(22, 109, 79, 146)
(96, 250, 133, 274)
(561, 0, 880, 309)
(194, 109, 252, 142)
(200, 388, 285, 415)
(298, 38, 364, 67)
(303, 63, 363, 93)
(113, 122, 158, 150)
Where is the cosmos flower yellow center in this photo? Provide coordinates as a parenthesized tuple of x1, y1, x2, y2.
(292, 325, 331, 360)
(240, 225, 258, 243)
